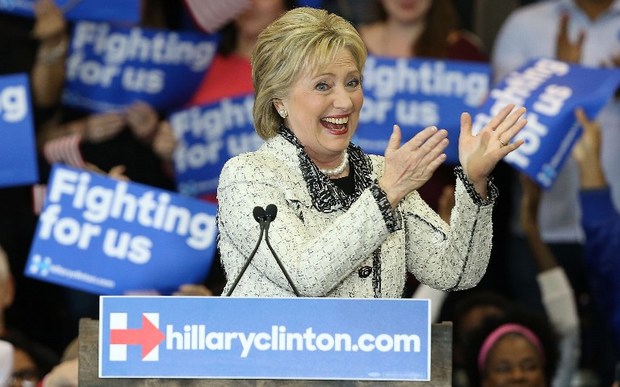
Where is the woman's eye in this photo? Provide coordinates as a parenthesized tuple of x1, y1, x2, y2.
(347, 78, 361, 88)
(315, 82, 329, 91)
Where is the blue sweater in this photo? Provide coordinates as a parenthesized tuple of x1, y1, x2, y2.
(579, 187, 620, 352)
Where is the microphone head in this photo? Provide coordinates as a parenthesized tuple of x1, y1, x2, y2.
(265, 204, 277, 222)
(253, 206, 266, 223)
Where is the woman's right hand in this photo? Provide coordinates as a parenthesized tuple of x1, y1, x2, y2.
(379, 124, 449, 208)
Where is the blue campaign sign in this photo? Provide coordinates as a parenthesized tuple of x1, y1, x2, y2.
(0, 0, 141, 24)
(63, 21, 218, 114)
(99, 296, 431, 381)
(0, 73, 38, 188)
(169, 94, 263, 197)
(25, 164, 218, 295)
(471, 58, 620, 188)
(355, 56, 491, 163)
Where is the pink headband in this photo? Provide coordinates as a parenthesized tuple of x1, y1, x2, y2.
(478, 323, 545, 372)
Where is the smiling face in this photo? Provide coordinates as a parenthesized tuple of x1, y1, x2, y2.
(274, 48, 363, 167)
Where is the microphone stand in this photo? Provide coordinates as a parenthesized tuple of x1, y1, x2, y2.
(263, 211, 300, 297)
(225, 207, 266, 296)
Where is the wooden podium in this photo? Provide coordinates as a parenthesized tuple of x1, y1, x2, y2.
(78, 318, 452, 386)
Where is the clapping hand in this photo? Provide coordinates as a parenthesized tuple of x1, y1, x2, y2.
(379, 125, 449, 208)
(458, 104, 527, 197)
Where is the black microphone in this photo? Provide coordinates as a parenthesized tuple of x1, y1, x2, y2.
(225, 206, 266, 296)
(265, 204, 277, 222)
(262, 204, 300, 297)
(253, 206, 267, 223)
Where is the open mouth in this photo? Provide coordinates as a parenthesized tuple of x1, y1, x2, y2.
(321, 116, 349, 135)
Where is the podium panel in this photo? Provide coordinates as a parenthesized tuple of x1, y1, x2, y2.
(78, 318, 452, 386)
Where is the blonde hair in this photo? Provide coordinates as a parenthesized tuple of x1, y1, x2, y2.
(251, 7, 367, 139)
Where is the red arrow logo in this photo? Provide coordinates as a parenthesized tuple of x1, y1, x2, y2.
(110, 315, 165, 359)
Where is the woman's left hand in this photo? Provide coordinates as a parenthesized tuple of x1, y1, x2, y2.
(459, 104, 527, 196)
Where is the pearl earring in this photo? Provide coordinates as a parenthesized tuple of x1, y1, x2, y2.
(278, 109, 288, 118)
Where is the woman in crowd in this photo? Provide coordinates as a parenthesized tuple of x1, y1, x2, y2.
(217, 7, 526, 298)
(463, 309, 560, 387)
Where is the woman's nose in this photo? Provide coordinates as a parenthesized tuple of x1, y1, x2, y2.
(333, 86, 354, 110)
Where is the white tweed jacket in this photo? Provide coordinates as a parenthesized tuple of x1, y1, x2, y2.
(217, 132, 496, 298)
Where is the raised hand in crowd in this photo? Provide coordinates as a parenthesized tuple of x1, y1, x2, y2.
(151, 120, 178, 162)
(572, 107, 606, 189)
(555, 13, 584, 63)
(81, 111, 126, 143)
(125, 100, 160, 143)
(31, 0, 68, 107)
(32, 0, 66, 44)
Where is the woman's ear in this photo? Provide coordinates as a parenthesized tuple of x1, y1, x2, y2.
(273, 99, 284, 112)
(273, 100, 288, 119)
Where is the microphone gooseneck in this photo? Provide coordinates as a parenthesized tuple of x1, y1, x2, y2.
(263, 204, 300, 297)
(225, 206, 266, 296)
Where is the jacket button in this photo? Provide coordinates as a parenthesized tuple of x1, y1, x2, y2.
(358, 266, 372, 278)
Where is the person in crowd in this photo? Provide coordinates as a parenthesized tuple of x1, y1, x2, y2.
(181, 0, 295, 200)
(188, 0, 295, 109)
(358, 0, 486, 61)
(515, 174, 580, 387)
(1, 332, 59, 387)
(217, 7, 527, 298)
(492, 1, 620, 382)
(573, 108, 620, 358)
(0, 0, 71, 356)
(463, 308, 561, 387)
(320, 0, 382, 26)
(39, 338, 78, 387)
(491, 0, 619, 310)
(1, 246, 63, 386)
(0, 245, 14, 338)
(0, 247, 14, 384)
